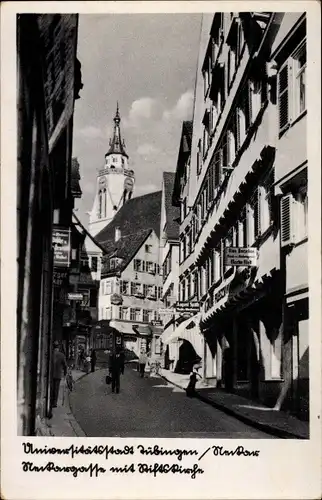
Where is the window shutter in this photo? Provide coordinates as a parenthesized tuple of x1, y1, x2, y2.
(236, 109, 241, 150)
(280, 194, 296, 246)
(257, 187, 262, 237)
(248, 81, 253, 127)
(278, 63, 289, 130)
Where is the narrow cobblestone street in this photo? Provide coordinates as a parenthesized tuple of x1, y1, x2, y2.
(69, 366, 275, 438)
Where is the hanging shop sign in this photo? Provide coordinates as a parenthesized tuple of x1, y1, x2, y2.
(67, 292, 83, 301)
(110, 293, 123, 306)
(175, 301, 200, 313)
(52, 227, 71, 268)
(225, 247, 259, 267)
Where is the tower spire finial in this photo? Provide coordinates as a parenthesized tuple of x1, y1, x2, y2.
(114, 101, 120, 124)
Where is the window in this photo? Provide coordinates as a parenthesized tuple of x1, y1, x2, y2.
(133, 259, 141, 272)
(295, 185, 308, 240)
(119, 307, 128, 320)
(105, 307, 111, 320)
(145, 244, 152, 254)
(147, 262, 155, 274)
(110, 258, 118, 270)
(187, 275, 191, 300)
(143, 284, 148, 297)
(294, 42, 306, 116)
(157, 286, 163, 300)
(130, 308, 141, 322)
(197, 140, 202, 176)
(143, 310, 151, 323)
(120, 280, 128, 295)
(104, 281, 112, 295)
(261, 170, 275, 233)
(130, 282, 137, 295)
(91, 256, 98, 272)
(278, 41, 306, 132)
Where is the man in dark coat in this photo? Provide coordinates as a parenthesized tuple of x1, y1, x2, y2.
(51, 341, 67, 408)
(108, 348, 123, 393)
(91, 349, 97, 373)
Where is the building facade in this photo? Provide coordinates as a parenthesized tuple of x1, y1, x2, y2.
(159, 171, 181, 369)
(173, 12, 308, 419)
(17, 14, 82, 434)
(95, 192, 163, 356)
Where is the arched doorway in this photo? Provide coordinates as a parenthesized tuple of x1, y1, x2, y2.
(175, 340, 201, 374)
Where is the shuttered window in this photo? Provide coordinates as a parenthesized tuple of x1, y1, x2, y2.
(280, 195, 293, 246)
(278, 63, 289, 131)
(214, 150, 222, 187)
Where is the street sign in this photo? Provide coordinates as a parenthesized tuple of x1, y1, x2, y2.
(68, 293, 83, 301)
(52, 227, 71, 268)
(225, 247, 258, 267)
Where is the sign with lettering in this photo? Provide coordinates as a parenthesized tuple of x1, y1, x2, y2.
(151, 320, 163, 327)
(225, 247, 258, 267)
(53, 269, 68, 286)
(158, 308, 174, 316)
(175, 301, 200, 313)
(52, 227, 71, 268)
(67, 293, 83, 301)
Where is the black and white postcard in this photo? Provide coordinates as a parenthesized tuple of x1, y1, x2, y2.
(1, 1, 321, 499)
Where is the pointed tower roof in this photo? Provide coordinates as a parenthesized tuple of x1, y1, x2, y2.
(106, 103, 129, 158)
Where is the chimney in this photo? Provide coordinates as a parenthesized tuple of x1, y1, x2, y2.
(115, 226, 121, 242)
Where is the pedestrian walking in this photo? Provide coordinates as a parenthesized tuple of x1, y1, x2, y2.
(91, 349, 97, 372)
(185, 367, 202, 398)
(138, 350, 148, 378)
(51, 341, 67, 408)
(108, 348, 123, 393)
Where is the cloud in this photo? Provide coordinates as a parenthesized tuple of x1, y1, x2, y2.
(76, 125, 104, 139)
(162, 90, 194, 121)
(123, 97, 162, 128)
(137, 143, 160, 156)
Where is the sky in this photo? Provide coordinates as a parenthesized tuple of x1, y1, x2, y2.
(72, 14, 202, 226)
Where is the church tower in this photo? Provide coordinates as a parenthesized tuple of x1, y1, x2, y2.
(88, 104, 135, 236)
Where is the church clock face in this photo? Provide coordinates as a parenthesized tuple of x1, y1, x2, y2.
(99, 176, 107, 189)
(124, 176, 134, 192)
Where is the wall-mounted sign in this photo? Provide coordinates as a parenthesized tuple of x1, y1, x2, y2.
(151, 320, 163, 327)
(111, 293, 123, 306)
(68, 293, 83, 301)
(225, 247, 258, 267)
(52, 227, 71, 268)
(53, 270, 68, 286)
(158, 308, 174, 316)
(124, 177, 134, 192)
(175, 301, 200, 313)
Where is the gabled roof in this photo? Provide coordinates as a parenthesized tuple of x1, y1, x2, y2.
(96, 190, 162, 274)
(172, 120, 193, 206)
(163, 172, 180, 241)
(101, 229, 152, 275)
